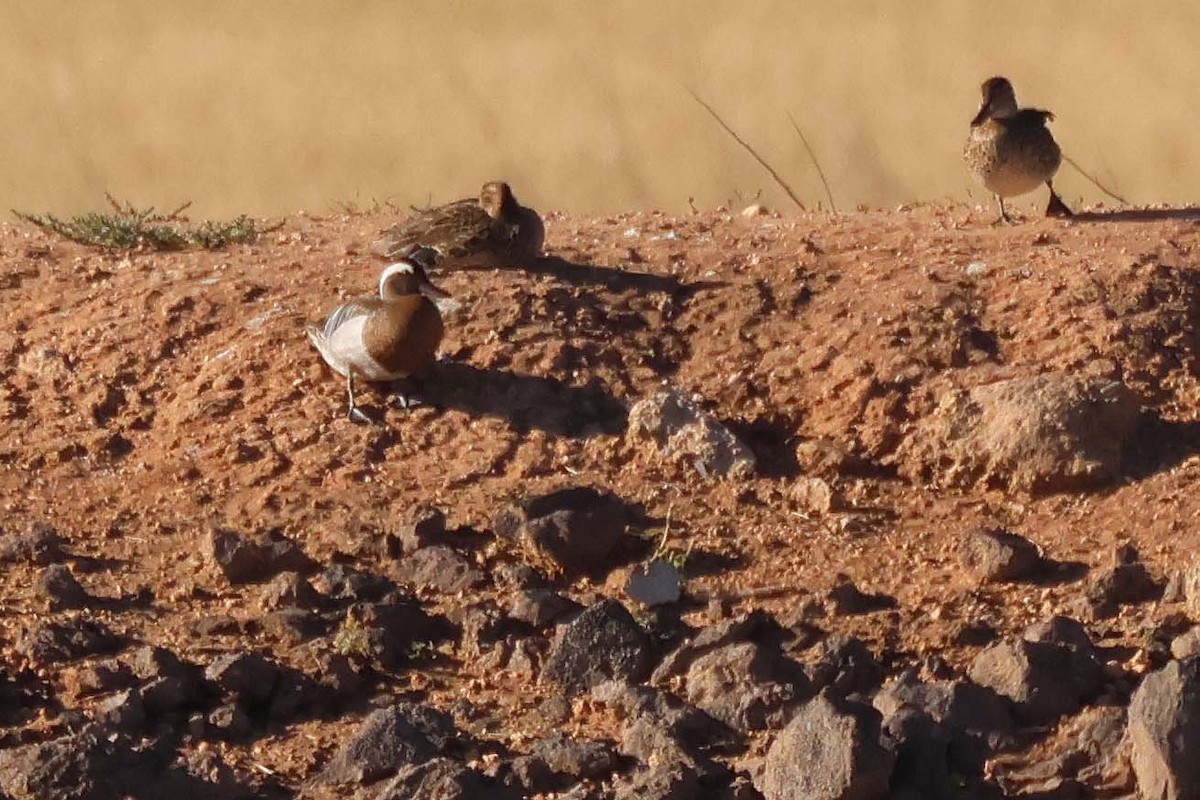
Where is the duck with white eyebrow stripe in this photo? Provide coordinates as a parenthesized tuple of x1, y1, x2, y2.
(307, 247, 457, 422)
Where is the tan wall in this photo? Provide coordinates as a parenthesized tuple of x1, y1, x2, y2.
(3, 2, 1197, 217)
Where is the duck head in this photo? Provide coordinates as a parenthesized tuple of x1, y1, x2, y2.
(378, 253, 452, 303)
(479, 181, 518, 219)
(971, 76, 1019, 126)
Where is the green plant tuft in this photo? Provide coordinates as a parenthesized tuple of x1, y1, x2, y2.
(13, 194, 279, 251)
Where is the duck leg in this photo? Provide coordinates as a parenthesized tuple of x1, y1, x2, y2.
(1045, 182, 1074, 218)
(387, 375, 422, 410)
(345, 368, 372, 424)
(993, 195, 1015, 225)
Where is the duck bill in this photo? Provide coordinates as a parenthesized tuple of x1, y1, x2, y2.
(418, 280, 452, 302)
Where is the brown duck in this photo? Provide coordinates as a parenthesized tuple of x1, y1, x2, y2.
(964, 76, 1072, 222)
(307, 248, 453, 422)
(370, 180, 544, 268)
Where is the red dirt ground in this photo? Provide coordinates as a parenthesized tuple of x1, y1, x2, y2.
(1, 202, 1199, 793)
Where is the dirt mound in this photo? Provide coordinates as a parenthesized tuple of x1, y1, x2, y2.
(2, 203, 1200, 795)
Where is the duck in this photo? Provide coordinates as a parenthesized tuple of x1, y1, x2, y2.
(307, 247, 452, 422)
(370, 180, 544, 268)
(964, 76, 1072, 223)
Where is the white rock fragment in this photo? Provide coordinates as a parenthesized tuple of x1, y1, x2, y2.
(625, 559, 682, 607)
(627, 388, 756, 479)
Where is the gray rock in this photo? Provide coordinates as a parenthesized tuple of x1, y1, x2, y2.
(1084, 563, 1160, 618)
(653, 609, 789, 683)
(684, 642, 810, 732)
(258, 571, 319, 610)
(968, 636, 1103, 725)
(494, 487, 630, 576)
(612, 763, 703, 800)
(543, 600, 652, 694)
(320, 704, 458, 785)
(509, 589, 583, 627)
(0, 521, 65, 565)
(533, 732, 618, 781)
(341, 597, 446, 671)
(204, 652, 280, 707)
(396, 546, 483, 594)
(392, 507, 449, 554)
(1129, 656, 1200, 800)
(0, 726, 142, 800)
(626, 559, 682, 607)
(759, 692, 894, 800)
(314, 564, 395, 602)
(959, 527, 1042, 582)
(19, 617, 123, 665)
(809, 635, 885, 697)
(208, 528, 313, 584)
(627, 387, 756, 479)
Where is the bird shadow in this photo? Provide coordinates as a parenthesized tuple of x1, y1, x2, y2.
(1070, 206, 1200, 223)
(415, 362, 628, 438)
(458, 255, 727, 297)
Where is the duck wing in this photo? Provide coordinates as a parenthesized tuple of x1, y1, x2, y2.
(372, 199, 493, 260)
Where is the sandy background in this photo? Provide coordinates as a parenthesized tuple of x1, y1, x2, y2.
(3, 2, 1198, 217)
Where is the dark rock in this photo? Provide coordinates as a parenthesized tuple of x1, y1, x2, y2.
(959, 527, 1042, 582)
(509, 589, 583, 627)
(265, 668, 325, 722)
(759, 692, 895, 800)
(952, 618, 998, 647)
(875, 671, 1014, 744)
(340, 597, 448, 671)
(375, 757, 521, 800)
(968, 636, 1103, 725)
(319, 703, 459, 785)
(0, 521, 65, 565)
(494, 487, 629, 576)
(189, 614, 242, 637)
(653, 609, 790, 683)
(1129, 656, 1200, 800)
(396, 546, 483, 594)
(1023, 615, 1096, 652)
(207, 702, 253, 740)
(456, 602, 521, 660)
(313, 564, 395, 602)
(1084, 563, 1160, 618)
(612, 763, 703, 800)
(126, 645, 194, 681)
(882, 707, 956, 800)
(208, 528, 313, 584)
(393, 507, 449, 554)
(533, 731, 618, 781)
(993, 715, 1128, 797)
(493, 561, 544, 590)
(684, 642, 810, 732)
(37, 564, 90, 610)
(141, 676, 207, 717)
(261, 608, 327, 642)
(310, 651, 366, 701)
(593, 681, 738, 781)
(509, 754, 560, 792)
(543, 599, 652, 694)
(19, 617, 123, 665)
(0, 725, 156, 800)
(258, 571, 319, 610)
(827, 578, 896, 615)
(204, 652, 281, 707)
(95, 688, 146, 731)
(809, 635, 885, 697)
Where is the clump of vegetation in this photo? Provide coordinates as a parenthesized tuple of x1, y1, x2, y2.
(13, 194, 278, 251)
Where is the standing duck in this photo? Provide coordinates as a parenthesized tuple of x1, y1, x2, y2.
(964, 76, 1072, 223)
(307, 248, 451, 422)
